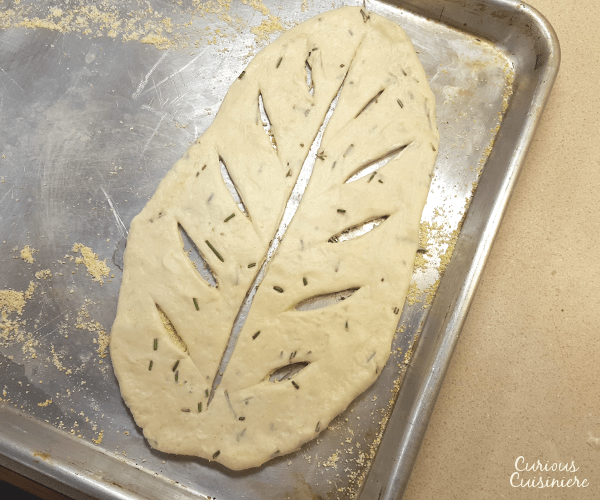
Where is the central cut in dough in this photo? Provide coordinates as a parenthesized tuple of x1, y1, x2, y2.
(110, 6, 439, 470)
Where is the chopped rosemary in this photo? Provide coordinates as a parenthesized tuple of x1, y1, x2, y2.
(345, 321, 349, 332)
(148, 360, 153, 371)
(175, 370, 179, 382)
(193, 297, 199, 310)
(153, 338, 158, 351)
(291, 381, 300, 389)
(248, 262, 256, 268)
(213, 450, 220, 459)
(316, 151, 326, 160)
(276, 57, 283, 68)
(252, 331, 261, 340)
(205, 389, 209, 398)
(360, 8, 370, 22)
(289, 351, 297, 361)
(303, 277, 308, 286)
(198, 402, 202, 412)
(182, 408, 191, 412)
(239, 416, 245, 421)
(368, 172, 376, 182)
(394, 307, 400, 314)
(273, 286, 284, 293)
(172, 360, 180, 372)
(205, 240, 224, 262)
(202, 164, 207, 170)
(337, 209, 346, 213)
(378, 179, 384, 184)
(397, 98, 404, 108)
(315, 421, 320, 432)
(224, 213, 235, 222)
(286, 169, 292, 177)
(238, 70, 245, 79)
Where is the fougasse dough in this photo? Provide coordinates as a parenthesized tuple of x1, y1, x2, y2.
(110, 6, 439, 470)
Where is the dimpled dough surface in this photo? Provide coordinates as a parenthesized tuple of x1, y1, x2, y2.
(110, 6, 439, 470)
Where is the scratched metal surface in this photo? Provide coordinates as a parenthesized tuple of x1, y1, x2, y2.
(0, 0, 559, 499)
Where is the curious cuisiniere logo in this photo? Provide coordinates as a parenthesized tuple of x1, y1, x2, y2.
(511, 456, 589, 488)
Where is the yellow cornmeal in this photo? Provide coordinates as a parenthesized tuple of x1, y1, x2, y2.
(0, 281, 39, 359)
(1, 2, 177, 49)
(323, 451, 340, 468)
(0, 282, 36, 318)
(76, 300, 110, 358)
(72, 243, 110, 284)
(241, 0, 270, 16)
(24, 281, 37, 300)
(157, 305, 188, 353)
(51, 345, 73, 375)
(413, 250, 428, 269)
(92, 430, 104, 445)
(20, 245, 35, 264)
(250, 14, 284, 44)
(0, 0, 284, 50)
(405, 281, 422, 306)
(0, 289, 27, 316)
(140, 33, 174, 50)
(37, 399, 53, 407)
(35, 269, 52, 280)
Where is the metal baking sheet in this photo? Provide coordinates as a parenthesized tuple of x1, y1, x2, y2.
(0, 0, 559, 499)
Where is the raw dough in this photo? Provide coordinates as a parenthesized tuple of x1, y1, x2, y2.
(110, 6, 438, 470)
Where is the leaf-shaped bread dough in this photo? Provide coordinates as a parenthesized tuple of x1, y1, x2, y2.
(110, 6, 439, 470)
